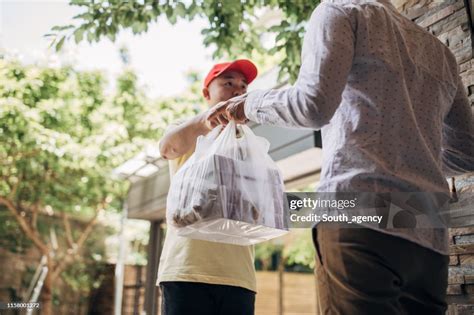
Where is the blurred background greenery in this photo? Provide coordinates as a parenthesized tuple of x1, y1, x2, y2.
(1, 1, 322, 313)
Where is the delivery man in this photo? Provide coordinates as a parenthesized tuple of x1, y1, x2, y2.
(157, 59, 258, 315)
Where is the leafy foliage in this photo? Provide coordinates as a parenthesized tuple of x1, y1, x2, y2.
(283, 230, 315, 269)
(1, 61, 120, 214)
(0, 59, 198, 219)
(255, 241, 283, 270)
(0, 211, 32, 252)
(52, 0, 321, 83)
(255, 230, 315, 271)
(0, 58, 201, 311)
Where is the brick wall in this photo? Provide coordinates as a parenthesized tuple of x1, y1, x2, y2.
(396, 1, 474, 314)
(398, 1, 473, 75)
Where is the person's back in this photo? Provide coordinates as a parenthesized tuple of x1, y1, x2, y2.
(314, 0, 473, 254)
(207, 1, 473, 313)
(320, 0, 465, 194)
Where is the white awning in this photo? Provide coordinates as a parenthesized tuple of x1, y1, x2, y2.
(112, 145, 167, 182)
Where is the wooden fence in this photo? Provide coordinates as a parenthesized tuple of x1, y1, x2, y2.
(255, 271, 316, 315)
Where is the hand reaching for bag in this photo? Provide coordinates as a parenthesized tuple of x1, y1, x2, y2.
(207, 93, 249, 127)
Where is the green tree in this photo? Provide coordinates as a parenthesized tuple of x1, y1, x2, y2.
(0, 59, 196, 314)
(283, 230, 315, 269)
(51, 0, 320, 83)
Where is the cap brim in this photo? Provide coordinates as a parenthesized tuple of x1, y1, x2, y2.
(216, 59, 258, 85)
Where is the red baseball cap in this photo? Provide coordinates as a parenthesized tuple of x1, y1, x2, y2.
(203, 59, 258, 88)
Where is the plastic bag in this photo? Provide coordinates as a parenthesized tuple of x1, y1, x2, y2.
(166, 121, 288, 245)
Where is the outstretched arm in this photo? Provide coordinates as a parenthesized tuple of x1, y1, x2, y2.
(208, 3, 355, 129)
(159, 112, 212, 160)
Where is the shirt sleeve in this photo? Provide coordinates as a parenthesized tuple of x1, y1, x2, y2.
(244, 3, 355, 130)
(158, 118, 185, 151)
(158, 117, 192, 160)
(164, 118, 187, 133)
(441, 75, 474, 176)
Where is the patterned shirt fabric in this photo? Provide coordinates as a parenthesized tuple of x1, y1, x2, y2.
(244, 0, 474, 254)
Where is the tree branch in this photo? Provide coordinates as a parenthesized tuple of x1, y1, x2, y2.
(0, 196, 49, 254)
(62, 212, 75, 249)
(8, 180, 19, 199)
(51, 202, 105, 281)
(31, 203, 39, 231)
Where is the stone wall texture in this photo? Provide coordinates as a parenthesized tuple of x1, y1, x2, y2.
(397, 1, 474, 314)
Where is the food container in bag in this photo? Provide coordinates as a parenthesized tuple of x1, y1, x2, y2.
(166, 121, 288, 245)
